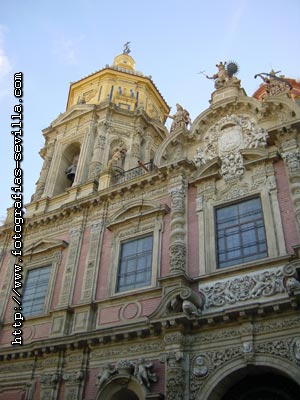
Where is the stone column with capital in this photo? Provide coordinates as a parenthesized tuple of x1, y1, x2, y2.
(168, 176, 187, 274)
(277, 128, 300, 234)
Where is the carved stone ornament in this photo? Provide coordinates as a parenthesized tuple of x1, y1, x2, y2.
(166, 354, 185, 400)
(116, 359, 134, 374)
(134, 358, 157, 388)
(169, 244, 186, 272)
(169, 188, 185, 210)
(292, 338, 300, 364)
(192, 355, 209, 378)
(40, 372, 60, 387)
(63, 370, 84, 384)
(97, 363, 117, 387)
(190, 347, 242, 400)
(169, 287, 204, 317)
(194, 114, 268, 181)
(282, 149, 300, 176)
(199, 267, 286, 310)
(97, 359, 157, 390)
(256, 339, 294, 362)
(221, 152, 245, 182)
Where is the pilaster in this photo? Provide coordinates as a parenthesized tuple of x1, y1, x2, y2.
(58, 227, 84, 307)
(80, 220, 104, 302)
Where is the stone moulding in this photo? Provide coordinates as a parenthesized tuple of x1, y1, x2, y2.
(198, 266, 289, 311)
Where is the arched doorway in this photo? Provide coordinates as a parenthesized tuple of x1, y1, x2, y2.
(111, 388, 139, 400)
(222, 372, 300, 400)
(96, 375, 146, 400)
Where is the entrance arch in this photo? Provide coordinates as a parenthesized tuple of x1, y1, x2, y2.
(96, 375, 146, 400)
(198, 356, 300, 400)
(222, 371, 300, 400)
(111, 388, 139, 400)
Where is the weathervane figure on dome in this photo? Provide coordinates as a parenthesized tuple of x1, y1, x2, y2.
(254, 70, 292, 97)
(123, 41, 131, 55)
(203, 61, 240, 89)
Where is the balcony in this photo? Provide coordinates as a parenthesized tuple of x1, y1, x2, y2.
(113, 161, 155, 185)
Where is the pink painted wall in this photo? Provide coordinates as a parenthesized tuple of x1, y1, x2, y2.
(83, 368, 98, 400)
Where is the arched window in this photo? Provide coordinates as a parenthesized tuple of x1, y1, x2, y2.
(53, 142, 81, 195)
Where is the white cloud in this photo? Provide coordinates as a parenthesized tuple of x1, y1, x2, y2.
(220, 0, 247, 57)
(54, 36, 78, 65)
(0, 25, 12, 79)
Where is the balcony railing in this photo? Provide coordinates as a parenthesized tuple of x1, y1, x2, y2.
(114, 161, 155, 185)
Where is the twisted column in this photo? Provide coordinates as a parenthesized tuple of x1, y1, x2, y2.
(168, 176, 187, 273)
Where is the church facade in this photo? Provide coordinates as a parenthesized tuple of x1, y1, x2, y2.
(0, 51, 300, 399)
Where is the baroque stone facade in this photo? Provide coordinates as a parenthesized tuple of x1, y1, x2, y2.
(0, 55, 300, 400)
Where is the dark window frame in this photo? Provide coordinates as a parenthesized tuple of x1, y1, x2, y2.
(22, 265, 51, 317)
(116, 234, 153, 293)
(215, 197, 268, 269)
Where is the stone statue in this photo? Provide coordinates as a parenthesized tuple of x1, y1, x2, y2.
(206, 61, 240, 89)
(134, 358, 157, 388)
(254, 70, 293, 98)
(65, 154, 79, 182)
(97, 363, 117, 387)
(108, 147, 127, 169)
(166, 103, 191, 133)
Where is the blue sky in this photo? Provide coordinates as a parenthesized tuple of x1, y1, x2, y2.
(1, 0, 300, 222)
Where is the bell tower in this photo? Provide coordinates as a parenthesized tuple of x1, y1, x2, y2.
(27, 49, 170, 217)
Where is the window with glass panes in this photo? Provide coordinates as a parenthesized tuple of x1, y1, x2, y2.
(22, 266, 51, 316)
(117, 235, 153, 292)
(216, 198, 267, 268)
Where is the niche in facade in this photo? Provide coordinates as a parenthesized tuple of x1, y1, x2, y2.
(108, 140, 127, 173)
(53, 142, 81, 196)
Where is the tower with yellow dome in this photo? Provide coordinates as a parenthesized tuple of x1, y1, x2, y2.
(24, 47, 170, 217)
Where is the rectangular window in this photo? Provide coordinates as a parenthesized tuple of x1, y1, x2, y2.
(216, 198, 267, 268)
(117, 235, 153, 292)
(22, 266, 51, 316)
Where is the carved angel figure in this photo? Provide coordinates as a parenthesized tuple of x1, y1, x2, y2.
(97, 363, 117, 387)
(134, 358, 157, 388)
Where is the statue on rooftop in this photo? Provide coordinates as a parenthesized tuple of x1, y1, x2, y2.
(205, 61, 240, 89)
(123, 41, 131, 54)
(254, 70, 293, 97)
(166, 103, 191, 133)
